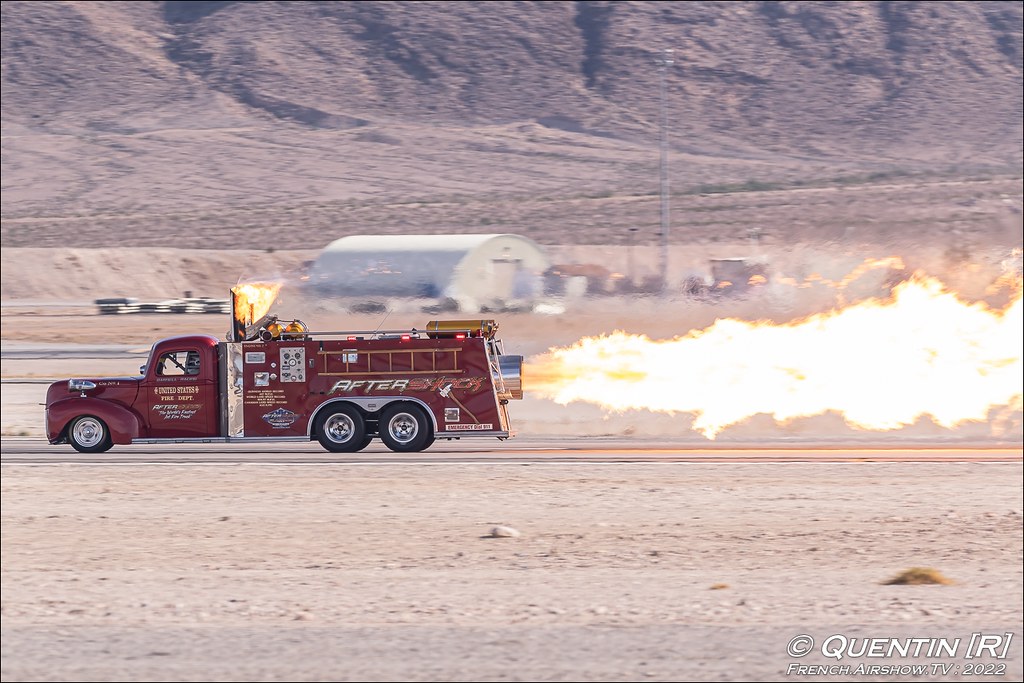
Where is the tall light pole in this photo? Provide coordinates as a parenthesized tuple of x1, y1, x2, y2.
(657, 48, 674, 295)
(627, 226, 639, 287)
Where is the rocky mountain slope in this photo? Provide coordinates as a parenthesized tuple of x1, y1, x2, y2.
(1, 1, 1021, 248)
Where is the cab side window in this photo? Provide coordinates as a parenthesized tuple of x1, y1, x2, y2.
(157, 350, 201, 377)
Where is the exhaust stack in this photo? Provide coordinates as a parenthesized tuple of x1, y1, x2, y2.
(229, 283, 283, 342)
(230, 289, 248, 342)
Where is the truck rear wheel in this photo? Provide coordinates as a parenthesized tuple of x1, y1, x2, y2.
(379, 404, 432, 453)
(68, 415, 113, 453)
(315, 404, 367, 453)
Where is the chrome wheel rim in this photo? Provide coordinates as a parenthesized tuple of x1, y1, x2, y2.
(72, 418, 104, 448)
(387, 412, 419, 444)
(324, 413, 355, 443)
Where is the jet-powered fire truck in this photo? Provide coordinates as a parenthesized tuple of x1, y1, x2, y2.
(46, 285, 524, 454)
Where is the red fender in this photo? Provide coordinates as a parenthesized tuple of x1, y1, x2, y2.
(47, 398, 141, 445)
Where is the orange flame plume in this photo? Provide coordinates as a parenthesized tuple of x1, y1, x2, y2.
(231, 282, 282, 324)
(527, 274, 1022, 439)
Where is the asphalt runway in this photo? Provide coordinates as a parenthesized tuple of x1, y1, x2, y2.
(2, 436, 1020, 464)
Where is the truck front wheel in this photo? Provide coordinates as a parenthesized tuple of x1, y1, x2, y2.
(68, 415, 113, 453)
(315, 404, 367, 453)
(379, 404, 433, 453)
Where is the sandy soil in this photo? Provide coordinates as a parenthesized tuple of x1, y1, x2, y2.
(1, 460, 1021, 681)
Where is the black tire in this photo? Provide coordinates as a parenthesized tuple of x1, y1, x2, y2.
(379, 404, 433, 453)
(315, 404, 367, 453)
(68, 415, 113, 453)
(355, 435, 374, 452)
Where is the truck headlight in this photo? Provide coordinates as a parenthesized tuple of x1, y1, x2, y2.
(68, 379, 97, 393)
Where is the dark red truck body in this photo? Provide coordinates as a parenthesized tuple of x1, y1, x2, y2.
(46, 320, 522, 453)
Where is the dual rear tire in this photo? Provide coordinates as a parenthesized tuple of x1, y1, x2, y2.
(315, 403, 433, 453)
(378, 404, 434, 453)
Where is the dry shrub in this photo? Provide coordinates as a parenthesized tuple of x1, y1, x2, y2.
(883, 567, 953, 585)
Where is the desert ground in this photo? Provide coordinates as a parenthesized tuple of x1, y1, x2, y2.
(2, 453, 1022, 682)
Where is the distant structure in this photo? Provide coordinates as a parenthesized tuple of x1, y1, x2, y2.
(309, 234, 550, 312)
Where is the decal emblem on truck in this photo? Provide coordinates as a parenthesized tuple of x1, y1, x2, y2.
(153, 404, 202, 420)
(329, 376, 486, 395)
(262, 407, 300, 429)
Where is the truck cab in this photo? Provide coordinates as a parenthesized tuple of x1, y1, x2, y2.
(46, 335, 222, 452)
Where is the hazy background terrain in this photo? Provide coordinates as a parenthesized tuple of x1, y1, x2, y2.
(2, 0, 1021, 252)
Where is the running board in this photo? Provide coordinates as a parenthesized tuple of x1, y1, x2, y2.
(131, 437, 310, 445)
(435, 430, 510, 439)
(132, 433, 510, 445)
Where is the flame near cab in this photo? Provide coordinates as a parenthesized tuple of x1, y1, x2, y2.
(527, 273, 1022, 439)
(231, 282, 283, 341)
(231, 282, 282, 324)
